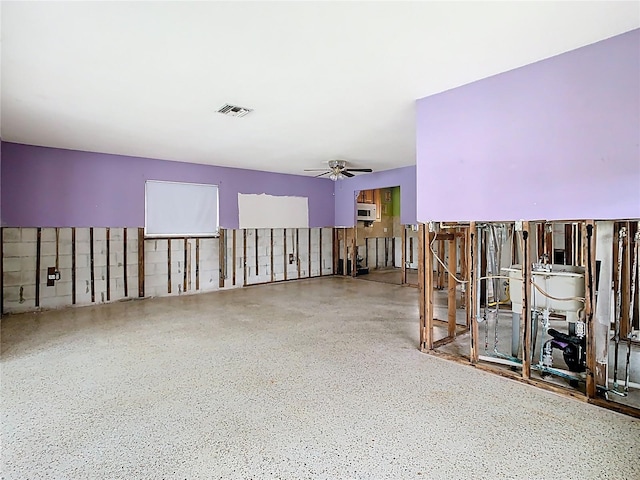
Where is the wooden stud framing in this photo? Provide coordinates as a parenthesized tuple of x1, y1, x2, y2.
(270, 229, 275, 283)
(106, 228, 111, 301)
(384, 237, 389, 267)
(72, 228, 77, 304)
(521, 222, 532, 379)
(89, 227, 95, 303)
(138, 228, 145, 298)
(447, 233, 457, 338)
(392, 236, 396, 268)
(469, 222, 479, 363)
(296, 228, 301, 279)
(243, 230, 247, 287)
(284, 228, 288, 281)
(437, 239, 445, 290)
(181, 238, 187, 292)
(232, 229, 237, 286)
(255, 229, 259, 276)
(35, 228, 42, 308)
(219, 229, 226, 288)
(418, 224, 426, 349)
(167, 239, 172, 294)
(307, 229, 312, 278)
(544, 223, 553, 261)
(351, 228, 357, 278)
(401, 227, 407, 285)
(332, 228, 338, 275)
(319, 228, 323, 277)
(195, 238, 200, 291)
(583, 220, 597, 399)
(621, 221, 631, 338)
(187, 240, 192, 292)
(123, 228, 128, 297)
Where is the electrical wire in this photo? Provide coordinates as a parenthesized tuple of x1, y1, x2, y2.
(428, 231, 468, 284)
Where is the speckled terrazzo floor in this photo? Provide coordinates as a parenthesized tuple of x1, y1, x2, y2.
(2, 277, 639, 479)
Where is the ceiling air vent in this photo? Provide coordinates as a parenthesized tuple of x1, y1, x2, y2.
(216, 103, 253, 118)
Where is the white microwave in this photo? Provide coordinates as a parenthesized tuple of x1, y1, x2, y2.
(357, 203, 376, 221)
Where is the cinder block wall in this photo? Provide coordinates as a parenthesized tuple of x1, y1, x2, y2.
(1, 227, 335, 315)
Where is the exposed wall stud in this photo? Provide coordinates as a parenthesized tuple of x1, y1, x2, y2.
(583, 220, 597, 398)
(106, 227, 111, 301)
(296, 228, 301, 278)
(219, 229, 226, 288)
(35, 228, 42, 308)
(447, 234, 457, 338)
(332, 228, 339, 275)
(284, 228, 288, 281)
(308, 228, 312, 278)
(270, 229, 275, 283)
(319, 228, 323, 277)
(72, 228, 77, 304)
(469, 222, 479, 363)
(402, 227, 407, 285)
(255, 229, 259, 276)
(138, 228, 145, 298)
(123, 228, 128, 297)
(243, 230, 247, 286)
(168, 239, 172, 294)
(90, 227, 95, 303)
(196, 238, 200, 291)
(183, 238, 188, 292)
(232, 229, 237, 286)
(521, 222, 532, 379)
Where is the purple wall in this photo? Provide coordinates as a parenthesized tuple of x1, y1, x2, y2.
(1, 142, 335, 228)
(334, 165, 416, 227)
(416, 28, 640, 222)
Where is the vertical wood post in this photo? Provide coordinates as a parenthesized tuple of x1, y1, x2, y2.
(583, 220, 597, 398)
(401, 227, 407, 285)
(521, 222, 532, 379)
(123, 228, 128, 297)
(35, 228, 42, 308)
(106, 227, 111, 301)
(167, 239, 172, 294)
(219, 229, 226, 288)
(447, 234, 457, 338)
(72, 228, 77, 304)
(470, 222, 479, 363)
(137, 228, 145, 298)
(351, 227, 357, 278)
(270, 229, 275, 283)
(90, 227, 95, 303)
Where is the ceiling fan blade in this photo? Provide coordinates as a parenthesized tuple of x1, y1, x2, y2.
(345, 168, 373, 173)
(342, 171, 355, 178)
(314, 171, 331, 178)
(304, 169, 330, 171)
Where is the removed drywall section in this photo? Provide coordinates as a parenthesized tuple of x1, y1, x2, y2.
(416, 28, 640, 222)
(238, 193, 309, 229)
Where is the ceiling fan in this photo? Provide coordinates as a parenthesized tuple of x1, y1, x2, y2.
(304, 160, 373, 181)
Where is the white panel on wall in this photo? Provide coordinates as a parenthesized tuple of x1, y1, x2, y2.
(238, 193, 308, 229)
(145, 180, 219, 237)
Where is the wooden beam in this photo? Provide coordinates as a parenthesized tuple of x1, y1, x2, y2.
(319, 228, 323, 277)
(351, 228, 357, 278)
(183, 238, 188, 292)
(232, 229, 237, 286)
(418, 224, 426, 350)
(106, 228, 111, 301)
(219, 229, 226, 289)
(621, 221, 631, 338)
(521, 222, 532, 379)
(343, 228, 348, 276)
(447, 234, 457, 338)
(270, 229, 275, 283)
(195, 238, 200, 291)
(296, 228, 301, 279)
(308, 228, 312, 278)
(255, 229, 259, 276)
(583, 220, 597, 399)
(72, 228, 77, 304)
(401, 227, 407, 285)
(544, 222, 553, 262)
(384, 237, 389, 267)
(332, 228, 339, 275)
(243, 230, 247, 286)
(90, 227, 95, 303)
(137, 228, 145, 298)
(469, 222, 479, 363)
(123, 228, 128, 297)
(284, 228, 288, 281)
(35, 228, 42, 308)
(167, 239, 172, 294)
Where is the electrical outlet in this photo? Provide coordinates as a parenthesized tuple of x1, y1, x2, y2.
(289, 253, 295, 264)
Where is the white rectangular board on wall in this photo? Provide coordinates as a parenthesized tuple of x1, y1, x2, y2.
(238, 193, 309, 229)
(145, 180, 219, 237)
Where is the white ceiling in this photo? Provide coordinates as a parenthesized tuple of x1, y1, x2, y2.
(1, 1, 638, 175)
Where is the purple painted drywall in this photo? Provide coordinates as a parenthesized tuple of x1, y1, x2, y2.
(334, 165, 416, 227)
(417, 28, 640, 222)
(1, 142, 335, 228)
